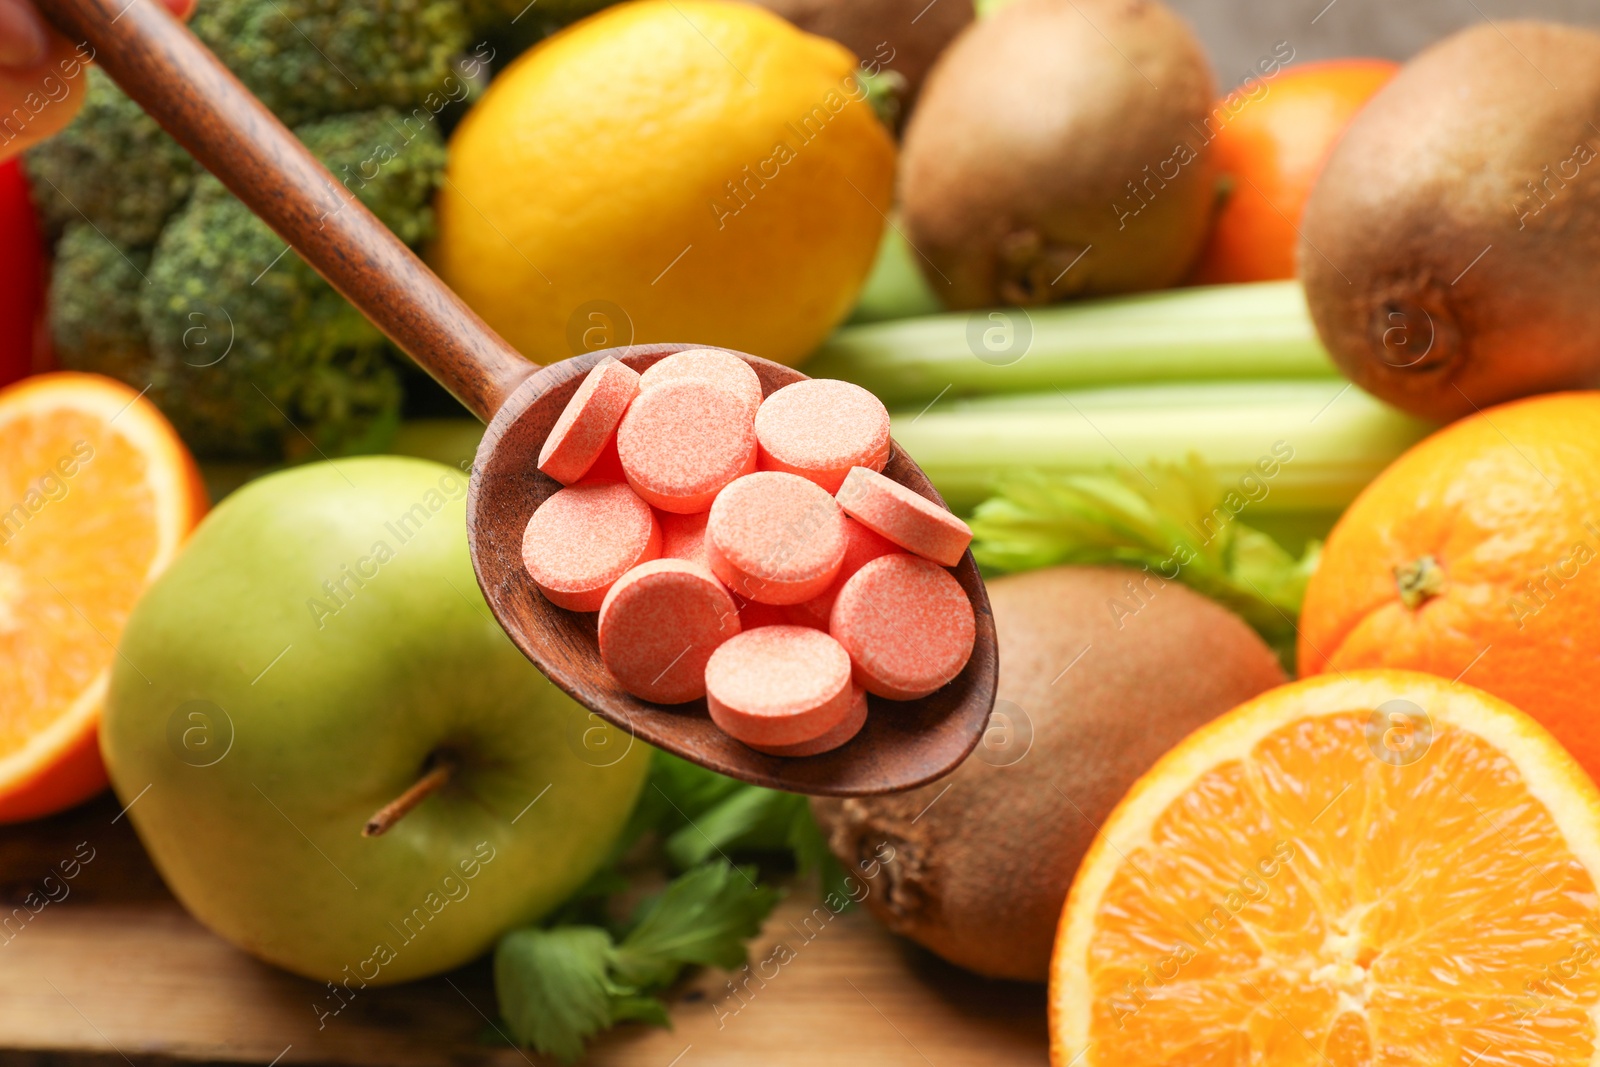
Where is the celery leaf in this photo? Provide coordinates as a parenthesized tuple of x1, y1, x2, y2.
(968, 457, 1319, 667)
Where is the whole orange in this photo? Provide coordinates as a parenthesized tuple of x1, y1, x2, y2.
(1299, 391, 1600, 777)
(1189, 58, 1397, 285)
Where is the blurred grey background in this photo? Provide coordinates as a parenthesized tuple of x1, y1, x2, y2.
(1167, 0, 1600, 86)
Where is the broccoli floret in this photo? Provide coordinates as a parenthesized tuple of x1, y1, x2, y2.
(28, 0, 491, 462)
(461, 0, 610, 26)
(136, 108, 445, 459)
(49, 223, 155, 384)
(190, 0, 473, 127)
(23, 68, 196, 246)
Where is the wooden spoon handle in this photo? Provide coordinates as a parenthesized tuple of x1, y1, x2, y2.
(36, 0, 537, 422)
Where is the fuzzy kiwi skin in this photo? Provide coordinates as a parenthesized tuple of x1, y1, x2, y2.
(1300, 21, 1600, 422)
(810, 566, 1285, 982)
(898, 0, 1217, 309)
(739, 0, 974, 112)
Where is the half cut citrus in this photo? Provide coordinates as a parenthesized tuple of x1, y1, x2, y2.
(0, 373, 206, 821)
(1051, 669, 1600, 1066)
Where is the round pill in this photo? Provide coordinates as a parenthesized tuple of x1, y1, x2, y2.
(617, 378, 757, 514)
(704, 626, 854, 748)
(521, 482, 661, 612)
(784, 516, 899, 630)
(537, 358, 640, 485)
(658, 509, 709, 567)
(639, 348, 763, 418)
(835, 466, 973, 567)
(829, 554, 976, 700)
(706, 472, 847, 605)
(743, 685, 868, 758)
(755, 379, 890, 493)
(598, 558, 741, 704)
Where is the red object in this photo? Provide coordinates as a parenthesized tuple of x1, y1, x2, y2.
(705, 625, 854, 747)
(836, 466, 973, 567)
(1189, 58, 1399, 284)
(0, 159, 44, 386)
(618, 379, 757, 514)
(756, 379, 890, 493)
(598, 558, 739, 704)
(707, 471, 847, 606)
(521, 482, 660, 611)
(830, 554, 976, 700)
(538, 359, 639, 485)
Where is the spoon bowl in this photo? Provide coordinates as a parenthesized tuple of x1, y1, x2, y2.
(469, 343, 997, 795)
(40, 0, 999, 795)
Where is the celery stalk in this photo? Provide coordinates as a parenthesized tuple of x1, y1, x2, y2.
(808, 281, 1335, 407)
(892, 380, 1435, 514)
(846, 225, 944, 325)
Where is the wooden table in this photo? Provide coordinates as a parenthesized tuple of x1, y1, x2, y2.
(0, 797, 1049, 1066)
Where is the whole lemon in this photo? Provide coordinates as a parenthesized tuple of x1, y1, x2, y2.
(432, 0, 895, 366)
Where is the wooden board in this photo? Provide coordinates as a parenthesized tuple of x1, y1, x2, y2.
(0, 797, 1049, 1066)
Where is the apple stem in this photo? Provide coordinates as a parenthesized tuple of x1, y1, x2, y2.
(363, 758, 456, 837)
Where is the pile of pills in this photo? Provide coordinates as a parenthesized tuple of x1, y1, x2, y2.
(521, 349, 977, 757)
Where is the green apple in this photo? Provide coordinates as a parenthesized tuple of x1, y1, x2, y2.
(103, 457, 647, 990)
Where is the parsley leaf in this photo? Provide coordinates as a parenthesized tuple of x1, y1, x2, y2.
(494, 862, 781, 1063)
(493, 750, 848, 1061)
(494, 925, 616, 1064)
(613, 862, 779, 987)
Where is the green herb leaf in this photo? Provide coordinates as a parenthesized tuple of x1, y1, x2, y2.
(968, 457, 1319, 668)
(495, 862, 782, 1063)
(494, 925, 619, 1064)
(664, 786, 801, 868)
(619, 752, 749, 849)
(495, 750, 839, 1062)
(613, 862, 781, 989)
(660, 780, 850, 903)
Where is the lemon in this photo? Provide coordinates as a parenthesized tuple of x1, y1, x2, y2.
(432, 0, 896, 366)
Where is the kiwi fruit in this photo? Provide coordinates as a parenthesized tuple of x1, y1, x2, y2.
(811, 566, 1285, 982)
(740, 0, 975, 115)
(898, 0, 1217, 309)
(1300, 21, 1600, 422)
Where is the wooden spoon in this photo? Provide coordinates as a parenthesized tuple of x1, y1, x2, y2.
(40, 0, 997, 795)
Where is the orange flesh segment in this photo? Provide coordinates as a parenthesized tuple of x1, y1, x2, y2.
(1082, 711, 1600, 1065)
(1, 411, 155, 743)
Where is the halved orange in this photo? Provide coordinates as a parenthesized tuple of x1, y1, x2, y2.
(0, 372, 206, 822)
(1051, 670, 1600, 1065)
